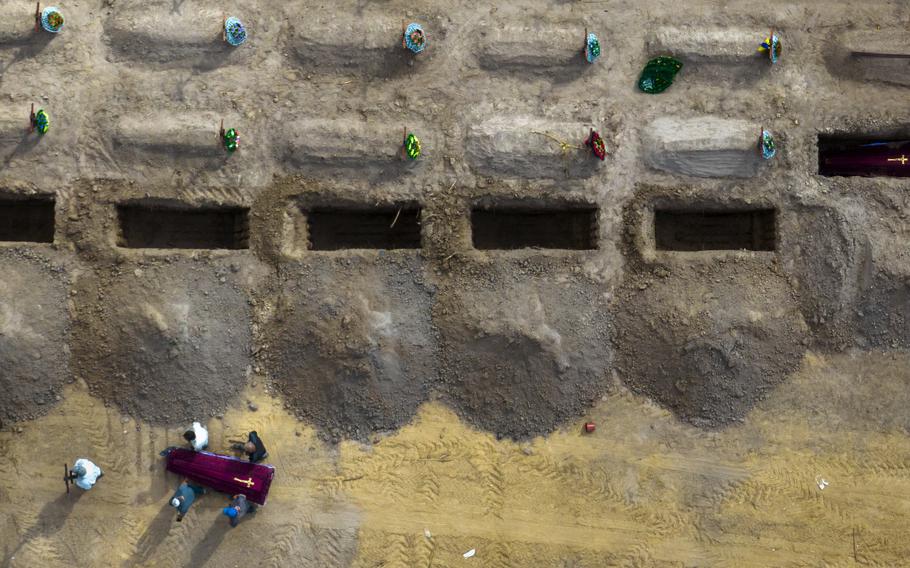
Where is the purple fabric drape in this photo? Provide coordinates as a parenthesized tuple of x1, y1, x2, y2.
(819, 140, 910, 177)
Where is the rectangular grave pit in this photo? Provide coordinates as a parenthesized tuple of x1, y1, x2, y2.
(471, 205, 598, 250)
(117, 203, 250, 250)
(0, 197, 55, 243)
(654, 208, 776, 252)
(817, 134, 910, 177)
(305, 206, 422, 250)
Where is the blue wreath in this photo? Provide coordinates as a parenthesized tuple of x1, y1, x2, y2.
(585, 33, 601, 63)
(404, 23, 426, 53)
(41, 7, 64, 33)
(225, 17, 247, 46)
(761, 130, 776, 160)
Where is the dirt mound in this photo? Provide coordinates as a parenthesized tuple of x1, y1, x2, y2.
(850, 191, 910, 350)
(72, 259, 252, 424)
(436, 272, 611, 440)
(857, 269, 910, 349)
(614, 261, 809, 427)
(265, 256, 438, 440)
(0, 250, 70, 423)
(778, 202, 861, 349)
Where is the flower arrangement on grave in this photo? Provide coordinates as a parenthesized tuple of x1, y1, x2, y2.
(225, 17, 247, 47)
(585, 129, 607, 160)
(758, 33, 782, 63)
(760, 129, 776, 160)
(32, 108, 50, 135)
(638, 56, 683, 94)
(404, 133, 421, 160)
(223, 128, 239, 153)
(41, 7, 64, 33)
(404, 23, 426, 54)
(585, 33, 601, 63)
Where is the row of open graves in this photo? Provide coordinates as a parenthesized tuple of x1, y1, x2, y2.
(0, 128, 907, 252)
(0, 189, 788, 254)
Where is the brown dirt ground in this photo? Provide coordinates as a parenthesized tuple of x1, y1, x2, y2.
(1, 0, 910, 565)
(3, 351, 910, 567)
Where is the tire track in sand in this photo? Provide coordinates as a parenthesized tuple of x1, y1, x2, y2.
(469, 439, 505, 521)
(313, 526, 356, 567)
(261, 518, 315, 568)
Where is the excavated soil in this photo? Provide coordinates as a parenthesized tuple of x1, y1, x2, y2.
(264, 255, 438, 441)
(2, 0, 910, 564)
(615, 260, 809, 427)
(71, 258, 254, 424)
(435, 262, 612, 439)
(0, 248, 71, 424)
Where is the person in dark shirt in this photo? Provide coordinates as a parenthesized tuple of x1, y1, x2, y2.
(223, 494, 256, 527)
(242, 431, 267, 463)
(170, 480, 205, 522)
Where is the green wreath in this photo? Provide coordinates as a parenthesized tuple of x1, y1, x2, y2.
(404, 133, 421, 160)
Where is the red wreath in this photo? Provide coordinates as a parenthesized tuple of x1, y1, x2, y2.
(585, 129, 607, 161)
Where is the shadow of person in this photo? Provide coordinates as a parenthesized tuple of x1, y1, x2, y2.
(125, 503, 176, 568)
(186, 519, 231, 568)
(1, 490, 83, 568)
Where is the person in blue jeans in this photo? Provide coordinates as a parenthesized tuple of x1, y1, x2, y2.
(170, 480, 205, 522)
(223, 494, 256, 527)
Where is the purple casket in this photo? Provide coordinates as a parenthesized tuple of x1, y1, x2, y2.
(165, 448, 275, 505)
(819, 139, 910, 177)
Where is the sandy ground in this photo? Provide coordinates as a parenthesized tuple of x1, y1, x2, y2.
(2, 351, 910, 567)
(1, 0, 910, 565)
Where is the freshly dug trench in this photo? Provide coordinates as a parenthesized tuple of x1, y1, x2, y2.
(0, 197, 54, 243)
(305, 207, 422, 250)
(471, 206, 597, 250)
(117, 203, 250, 249)
(654, 208, 776, 252)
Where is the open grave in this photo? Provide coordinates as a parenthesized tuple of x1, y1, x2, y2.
(654, 208, 776, 251)
(0, 196, 54, 243)
(305, 205, 422, 251)
(471, 203, 598, 250)
(117, 202, 250, 249)
(818, 134, 910, 177)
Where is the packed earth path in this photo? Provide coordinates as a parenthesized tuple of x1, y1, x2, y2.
(1, 0, 910, 566)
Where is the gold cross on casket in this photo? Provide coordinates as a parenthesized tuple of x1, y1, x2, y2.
(233, 477, 255, 488)
(887, 155, 908, 165)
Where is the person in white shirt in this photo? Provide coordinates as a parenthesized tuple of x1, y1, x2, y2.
(69, 458, 103, 490)
(183, 421, 208, 451)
